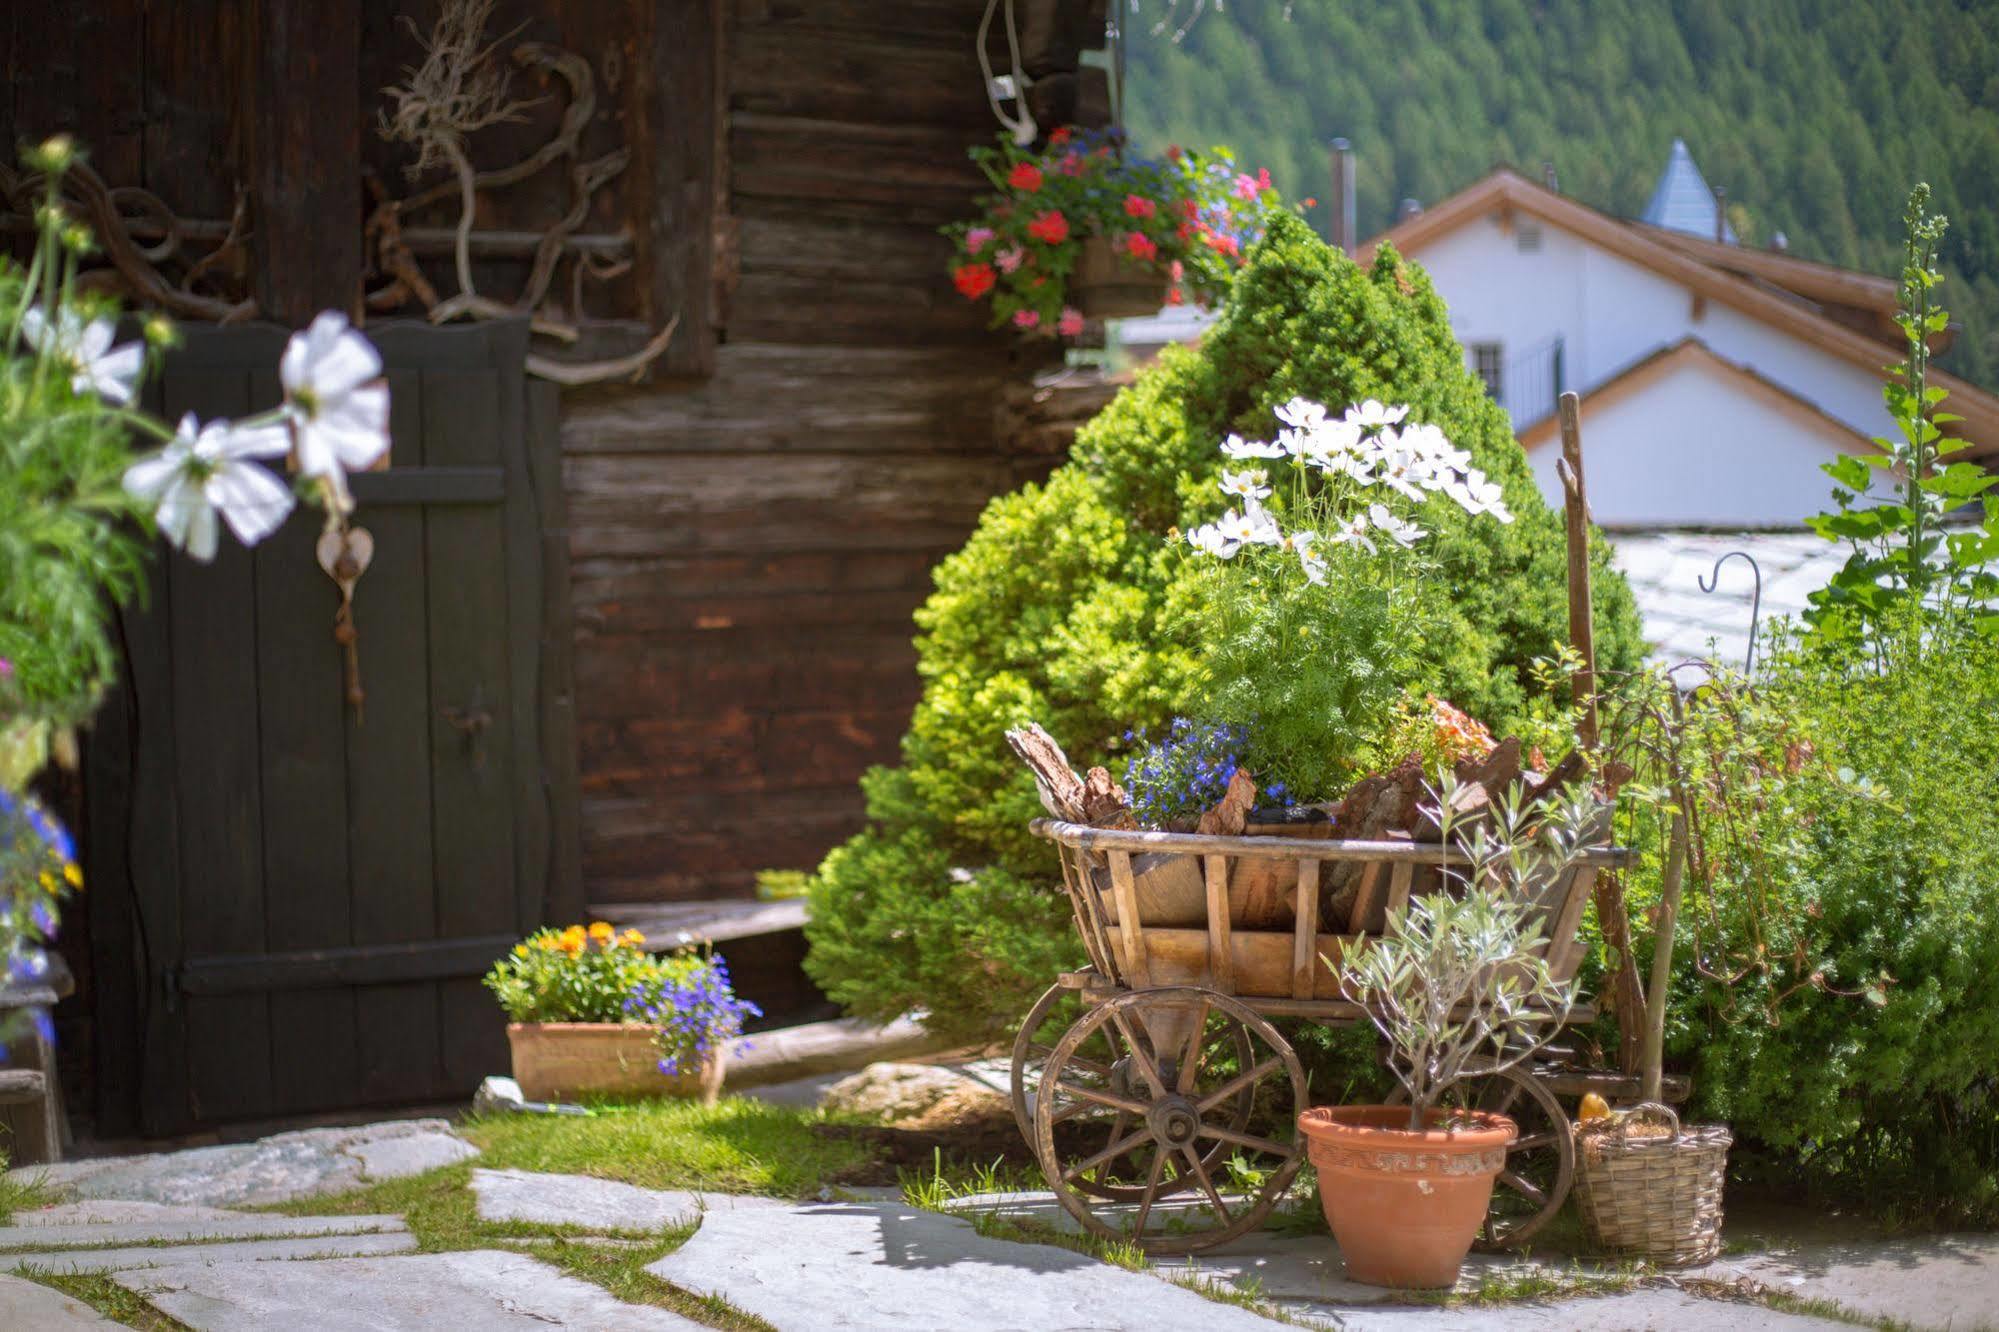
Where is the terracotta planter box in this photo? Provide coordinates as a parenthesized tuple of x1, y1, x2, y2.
(506, 1022, 723, 1104)
(1072, 236, 1168, 319)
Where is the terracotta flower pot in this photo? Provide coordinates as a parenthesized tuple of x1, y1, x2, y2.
(506, 1022, 724, 1105)
(1298, 1104, 1517, 1288)
(1071, 235, 1168, 319)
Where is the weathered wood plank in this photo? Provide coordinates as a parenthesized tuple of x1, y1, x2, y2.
(1107, 852, 1150, 989)
(1292, 858, 1320, 1000)
(249, 0, 361, 320)
(639, 0, 723, 374)
(1202, 854, 1232, 993)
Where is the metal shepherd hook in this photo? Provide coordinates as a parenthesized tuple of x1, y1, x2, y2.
(1697, 551, 1764, 676)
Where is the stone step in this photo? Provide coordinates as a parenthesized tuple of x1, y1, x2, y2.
(0, 1273, 118, 1327)
(470, 1167, 784, 1234)
(114, 1249, 709, 1330)
(0, 1213, 406, 1251)
(1, 1230, 417, 1275)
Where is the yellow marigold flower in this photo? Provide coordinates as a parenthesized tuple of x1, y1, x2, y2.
(39, 871, 56, 891)
(513, 943, 530, 959)
(63, 862, 83, 888)
(620, 929, 646, 948)
(588, 921, 614, 944)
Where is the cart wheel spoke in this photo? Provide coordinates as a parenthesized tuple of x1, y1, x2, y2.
(1131, 1147, 1167, 1236)
(1197, 1124, 1289, 1158)
(1195, 1056, 1282, 1114)
(1057, 1081, 1150, 1117)
(1065, 1125, 1152, 1185)
(1511, 1130, 1557, 1152)
(1178, 1144, 1232, 1220)
(1498, 1169, 1547, 1205)
(1107, 1009, 1169, 1098)
(1175, 997, 1210, 1093)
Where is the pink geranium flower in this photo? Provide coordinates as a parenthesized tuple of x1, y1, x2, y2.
(1233, 173, 1262, 201)
(1013, 309, 1040, 330)
(1057, 307, 1085, 337)
(996, 246, 1025, 274)
(965, 226, 996, 255)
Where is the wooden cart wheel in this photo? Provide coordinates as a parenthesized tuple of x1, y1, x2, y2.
(1388, 1061, 1575, 1251)
(1011, 983, 1259, 1203)
(1032, 986, 1307, 1253)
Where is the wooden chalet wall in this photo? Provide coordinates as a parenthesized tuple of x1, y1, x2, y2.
(2, 0, 1110, 913)
(566, 2, 1107, 902)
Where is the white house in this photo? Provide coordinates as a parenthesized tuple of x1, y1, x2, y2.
(1357, 145, 1999, 528)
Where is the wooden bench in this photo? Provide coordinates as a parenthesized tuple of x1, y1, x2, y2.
(0, 950, 72, 1166)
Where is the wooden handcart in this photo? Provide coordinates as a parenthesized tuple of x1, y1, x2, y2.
(1011, 817, 1668, 1254)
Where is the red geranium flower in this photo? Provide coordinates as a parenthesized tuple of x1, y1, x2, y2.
(1179, 198, 1199, 221)
(1206, 232, 1240, 258)
(952, 262, 997, 300)
(1048, 127, 1072, 146)
(1166, 288, 1186, 305)
(1123, 194, 1156, 220)
(1124, 232, 1159, 261)
(1026, 210, 1070, 244)
(1008, 161, 1044, 192)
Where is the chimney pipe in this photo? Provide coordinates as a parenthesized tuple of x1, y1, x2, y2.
(1542, 160, 1559, 193)
(1329, 137, 1357, 254)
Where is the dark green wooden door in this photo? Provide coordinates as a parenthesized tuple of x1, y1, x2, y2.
(85, 319, 580, 1136)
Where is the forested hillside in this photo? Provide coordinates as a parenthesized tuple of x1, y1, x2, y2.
(1123, 0, 1999, 387)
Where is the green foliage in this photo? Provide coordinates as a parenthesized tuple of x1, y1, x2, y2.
(1124, 0, 1999, 390)
(804, 213, 1643, 1043)
(1666, 613, 1999, 1219)
(1808, 185, 1999, 637)
(482, 922, 666, 1024)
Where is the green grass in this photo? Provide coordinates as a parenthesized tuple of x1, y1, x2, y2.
(461, 1095, 874, 1198)
(11, 1270, 196, 1330)
(0, 1164, 55, 1224)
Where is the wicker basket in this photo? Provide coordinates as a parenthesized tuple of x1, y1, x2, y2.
(1573, 1102, 1730, 1266)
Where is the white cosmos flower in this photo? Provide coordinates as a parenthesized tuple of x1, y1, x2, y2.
(1453, 467, 1515, 523)
(1222, 432, 1286, 461)
(1328, 511, 1376, 555)
(1219, 467, 1271, 501)
(22, 307, 144, 405)
(1368, 502, 1425, 548)
(1374, 444, 1431, 501)
(1286, 530, 1329, 585)
(1293, 419, 1363, 469)
(1345, 399, 1410, 430)
(1275, 396, 1330, 431)
(1403, 421, 1470, 473)
(1216, 504, 1282, 549)
(281, 311, 390, 505)
(123, 413, 296, 561)
(1188, 521, 1247, 558)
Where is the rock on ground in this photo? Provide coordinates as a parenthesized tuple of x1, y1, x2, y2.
(0, 1273, 119, 1327)
(817, 1061, 1010, 1128)
(470, 1167, 784, 1233)
(647, 1198, 1283, 1331)
(115, 1249, 709, 1330)
(8, 1119, 477, 1208)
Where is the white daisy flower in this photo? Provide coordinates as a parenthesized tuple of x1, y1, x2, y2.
(123, 414, 296, 561)
(22, 307, 144, 405)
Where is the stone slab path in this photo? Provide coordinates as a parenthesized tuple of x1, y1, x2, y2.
(10, 1119, 477, 1207)
(470, 1166, 786, 1233)
(1316, 1287, 1857, 1330)
(3, 1231, 420, 1275)
(648, 1197, 1285, 1331)
(114, 1249, 709, 1330)
(1716, 1231, 1999, 1331)
(0, 1272, 119, 1327)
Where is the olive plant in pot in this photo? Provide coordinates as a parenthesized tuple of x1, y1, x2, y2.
(483, 924, 758, 1105)
(1298, 777, 1596, 1288)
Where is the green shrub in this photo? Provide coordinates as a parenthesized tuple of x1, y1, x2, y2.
(804, 213, 1644, 1044)
(1667, 613, 1999, 1220)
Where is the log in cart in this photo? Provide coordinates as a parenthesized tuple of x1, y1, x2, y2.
(1005, 394, 1686, 1255)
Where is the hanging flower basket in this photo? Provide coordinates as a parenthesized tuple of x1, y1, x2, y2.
(1573, 1102, 1731, 1266)
(1071, 236, 1170, 320)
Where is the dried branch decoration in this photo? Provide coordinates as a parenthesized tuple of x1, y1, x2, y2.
(373, 0, 674, 384)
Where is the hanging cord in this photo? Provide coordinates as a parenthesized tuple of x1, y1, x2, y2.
(977, 0, 1037, 146)
(1109, 1, 1126, 140)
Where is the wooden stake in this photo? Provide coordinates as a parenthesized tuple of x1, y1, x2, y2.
(1556, 392, 1598, 749)
(1640, 811, 1689, 1105)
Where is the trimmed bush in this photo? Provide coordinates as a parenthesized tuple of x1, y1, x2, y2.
(804, 214, 1644, 1043)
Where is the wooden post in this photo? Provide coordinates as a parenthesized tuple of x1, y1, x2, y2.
(1556, 392, 1597, 750)
(249, 0, 362, 322)
(1640, 813, 1688, 1104)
